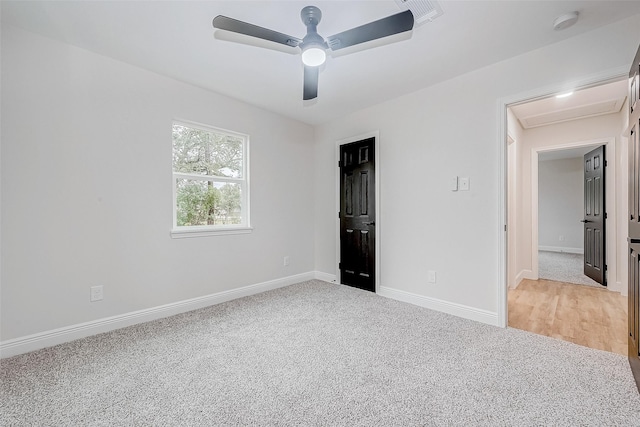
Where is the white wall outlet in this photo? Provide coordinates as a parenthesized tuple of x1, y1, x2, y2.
(450, 176, 458, 191)
(559, 235, 564, 241)
(90, 285, 103, 302)
(459, 177, 470, 191)
(283, 256, 290, 266)
(427, 270, 436, 284)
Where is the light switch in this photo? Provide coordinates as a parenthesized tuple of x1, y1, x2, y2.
(427, 270, 436, 284)
(450, 176, 458, 191)
(459, 177, 470, 191)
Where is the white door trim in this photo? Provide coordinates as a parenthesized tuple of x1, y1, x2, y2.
(506, 134, 517, 289)
(335, 131, 381, 293)
(497, 66, 628, 328)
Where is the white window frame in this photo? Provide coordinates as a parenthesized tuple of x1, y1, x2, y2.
(170, 119, 251, 238)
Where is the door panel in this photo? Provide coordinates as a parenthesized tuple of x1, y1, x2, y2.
(340, 138, 375, 292)
(345, 173, 353, 215)
(583, 146, 606, 286)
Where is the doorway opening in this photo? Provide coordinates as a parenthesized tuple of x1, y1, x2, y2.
(532, 141, 613, 288)
(502, 76, 629, 355)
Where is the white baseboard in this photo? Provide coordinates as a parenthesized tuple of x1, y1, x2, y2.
(508, 275, 520, 289)
(614, 281, 627, 297)
(539, 246, 584, 254)
(378, 286, 499, 327)
(515, 269, 535, 286)
(0, 272, 315, 359)
(313, 271, 337, 283)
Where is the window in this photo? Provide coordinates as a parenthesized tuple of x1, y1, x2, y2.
(171, 120, 250, 237)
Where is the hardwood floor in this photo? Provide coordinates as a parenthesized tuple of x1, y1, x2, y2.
(508, 279, 628, 356)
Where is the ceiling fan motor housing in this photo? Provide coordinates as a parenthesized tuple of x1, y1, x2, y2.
(301, 6, 322, 28)
(300, 6, 326, 49)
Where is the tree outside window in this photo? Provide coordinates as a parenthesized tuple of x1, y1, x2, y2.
(172, 121, 249, 231)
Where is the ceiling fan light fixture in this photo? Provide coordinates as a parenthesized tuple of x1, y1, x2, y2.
(301, 45, 326, 66)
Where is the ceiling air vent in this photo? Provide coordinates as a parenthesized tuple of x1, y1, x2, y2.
(395, 0, 443, 24)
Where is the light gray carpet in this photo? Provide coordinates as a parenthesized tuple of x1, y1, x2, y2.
(538, 250, 603, 288)
(2, 280, 639, 426)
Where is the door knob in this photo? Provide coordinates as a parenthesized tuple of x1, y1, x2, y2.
(580, 219, 592, 223)
(363, 221, 375, 226)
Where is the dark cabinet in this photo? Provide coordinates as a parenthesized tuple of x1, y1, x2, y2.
(631, 123, 640, 237)
(629, 241, 640, 387)
(628, 43, 640, 392)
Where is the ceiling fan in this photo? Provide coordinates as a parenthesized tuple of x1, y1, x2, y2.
(212, 6, 414, 100)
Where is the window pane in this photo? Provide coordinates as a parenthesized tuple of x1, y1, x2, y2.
(176, 179, 242, 227)
(172, 124, 243, 178)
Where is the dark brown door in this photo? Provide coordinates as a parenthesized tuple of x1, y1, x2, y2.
(583, 146, 606, 286)
(628, 43, 640, 392)
(339, 138, 375, 292)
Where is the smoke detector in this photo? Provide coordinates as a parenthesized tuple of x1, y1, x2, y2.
(395, 0, 443, 24)
(553, 11, 579, 31)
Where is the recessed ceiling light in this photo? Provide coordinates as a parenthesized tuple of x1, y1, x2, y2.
(556, 91, 574, 99)
(553, 11, 579, 31)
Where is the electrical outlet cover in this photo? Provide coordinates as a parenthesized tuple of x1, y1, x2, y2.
(90, 285, 103, 302)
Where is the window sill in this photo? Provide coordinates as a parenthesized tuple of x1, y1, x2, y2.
(171, 226, 253, 239)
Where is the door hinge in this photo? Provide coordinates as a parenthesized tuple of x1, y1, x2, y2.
(504, 224, 507, 232)
(339, 262, 342, 269)
(605, 160, 608, 167)
(338, 160, 342, 167)
(338, 211, 341, 218)
(605, 212, 608, 219)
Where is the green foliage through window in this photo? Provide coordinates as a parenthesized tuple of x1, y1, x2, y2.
(172, 124, 243, 178)
(172, 122, 248, 229)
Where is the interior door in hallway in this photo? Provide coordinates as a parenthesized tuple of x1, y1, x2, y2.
(339, 137, 375, 292)
(583, 145, 606, 286)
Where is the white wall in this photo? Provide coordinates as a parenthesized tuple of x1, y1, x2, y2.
(507, 108, 524, 288)
(538, 157, 584, 252)
(618, 99, 630, 297)
(1, 26, 315, 341)
(314, 15, 640, 317)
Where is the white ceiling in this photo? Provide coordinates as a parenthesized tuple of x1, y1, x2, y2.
(3, 1, 640, 125)
(513, 79, 627, 162)
(510, 79, 628, 129)
(538, 145, 600, 162)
